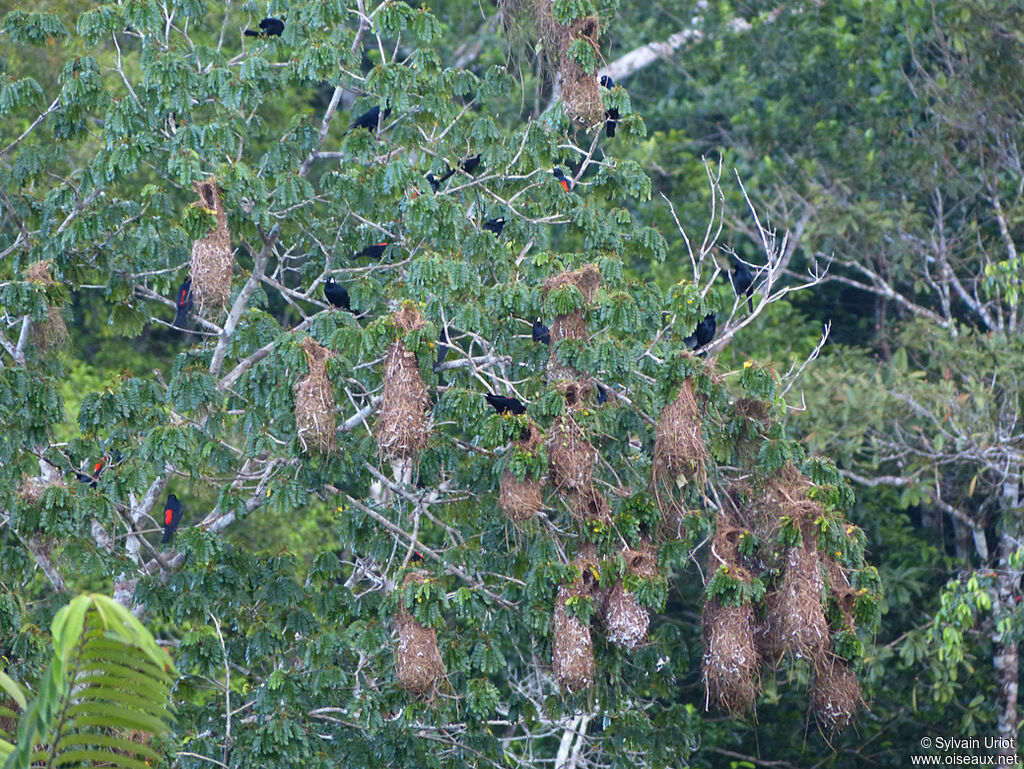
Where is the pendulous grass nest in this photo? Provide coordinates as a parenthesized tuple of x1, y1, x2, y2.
(394, 572, 447, 696)
(189, 180, 234, 313)
(294, 337, 336, 455)
(376, 305, 430, 461)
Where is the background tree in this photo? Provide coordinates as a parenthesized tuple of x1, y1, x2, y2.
(7, 0, 1019, 767)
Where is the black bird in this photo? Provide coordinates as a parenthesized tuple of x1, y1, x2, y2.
(532, 318, 550, 345)
(173, 277, 192, 330)
(161, 493, 183, 544)
(684, 314, 716, 351)
(323, 277, 350, 311)
(599, 75, 619, 137)
(75, 451, 117, 488)
(483, 217, 505, 236)
(460, 154, 481, 175)
(352, 242, 389, 260)
(484, 393, 526, 415)
(596, 384, 608, 404)
(244, 17, 284, 37)
(730, 258, 754, 312)
(553, 167, 572, 193)
(347, 104, 391, 134)
(426, 167, 456, 192)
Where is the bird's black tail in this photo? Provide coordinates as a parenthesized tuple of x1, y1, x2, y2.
(173, 305, 189, 330)
(747, 295, 754, 313)
(244, 29, 260, 37)
(606, 121, 615, 138)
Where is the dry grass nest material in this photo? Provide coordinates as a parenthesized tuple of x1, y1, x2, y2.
(294, 338, 336, 455)
(602, 542, 659, 650)
(542, 264, 602, 304)
(499, 421, 545, 522)
(20, 476, 62, 505)
(567, 484, 611, 524)
(653, 379, 709, 485)
(377, 311, 430, 460)
(527, 0, 603, 125)
(777, 543, 829, 663)
(547, 412, 594, 492)
(552, 554, 600, 693)
(394, 572, 447, 695)
(190, 180, 233, 313)
(811, 660, 864, 733)
(702, 600, 759, 715)
(25, 261, 69, 352)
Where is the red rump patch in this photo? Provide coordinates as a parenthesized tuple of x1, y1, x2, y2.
(179, 289, 187, 305)
(560, 180, 570, 193)
(93, 460, 104, 473)
(165, 508, 173, 525)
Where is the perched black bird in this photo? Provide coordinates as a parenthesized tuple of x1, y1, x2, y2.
(684, 314, 717, 351)
(599, 75, 619, 137)
(532, 318, 551, 345)
(553, 167, 572, 193)
(483, 217, 505, 236)
(352, 242, 389, 260)
(323, 277, 350, 311)
(730, 258, 754, 312)
(347, 104, 391, 134)
(426, 167, 456, 192)
(161, 493, 183, 544)
(596, 384, 608, 404)
(485, 393, 526, 415)
(75, 450, 119, 488)
(244, 17, 284, 37)
(173, 277, 192, 330)
(460, 154, 481, 175)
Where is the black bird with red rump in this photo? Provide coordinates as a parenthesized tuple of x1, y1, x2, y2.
(161, 493, 183, 543)
(552, 167, 572, 193)
(173, 277, 192, 330)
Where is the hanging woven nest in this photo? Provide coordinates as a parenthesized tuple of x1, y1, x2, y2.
(394, 572, 446, 695)
(294, 337, 336, 455)
(525, 0, 603, 125)
(499, 422, 545, 522)
(547, 412, 594, 492)
(542, 264, 602, 304)
(376, 305, 430, 460)
(756, 465, 830, 664)
(811, 659, 864, 733)
(777, 542, 829, 664)
(567, 484, 611, 524)
(552, 554, 600, 693)
(603, 544, 659, 651)
(702, 599, 759, 715)
(753, 591, 786, 668)
(25, 260, 69, 352)
(189, 180, 234, 313)
(653, 379, 708, 486)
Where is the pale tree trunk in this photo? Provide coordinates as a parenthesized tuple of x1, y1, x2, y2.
(994, 472, 1022, 768)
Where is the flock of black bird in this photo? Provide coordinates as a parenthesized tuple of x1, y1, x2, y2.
(155, 16, 760, 540)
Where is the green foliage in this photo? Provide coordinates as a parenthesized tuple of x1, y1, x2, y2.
(1, 594, 175, 769)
